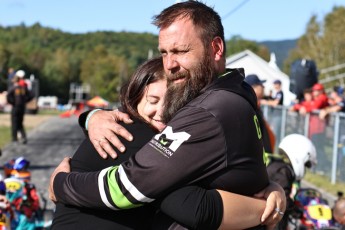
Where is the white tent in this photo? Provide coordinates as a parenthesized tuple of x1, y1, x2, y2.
(226, 49, 296, 105)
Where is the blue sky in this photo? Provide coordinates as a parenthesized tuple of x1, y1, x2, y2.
(0, 0, 344, 42)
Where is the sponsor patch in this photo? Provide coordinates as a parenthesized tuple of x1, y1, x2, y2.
(149, 126, 191, 158)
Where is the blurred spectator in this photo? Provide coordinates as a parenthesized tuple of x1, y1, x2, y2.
(296, 83, 328, 115)
(261, 79, 284, 107)
(260, 79, 284, 147)
(307, 83, 328, 171)
(319, 86, 345, 120)
(245, 74, 276, 154)
(290, 88, 314, 113)
(333, 198, 345, 228)
(6, 70, 33, 144)
(7, 67, 16, 90)
(289, 83, 329, 170)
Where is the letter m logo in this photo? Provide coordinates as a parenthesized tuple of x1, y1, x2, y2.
(154, 126, 191, 151)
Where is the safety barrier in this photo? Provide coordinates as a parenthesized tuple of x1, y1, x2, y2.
(262, 105, 345, 184)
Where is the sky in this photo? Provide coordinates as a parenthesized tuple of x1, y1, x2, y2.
(0, 0, 345, 42)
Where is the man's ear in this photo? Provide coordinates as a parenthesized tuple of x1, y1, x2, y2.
(211, 37, 224, 61)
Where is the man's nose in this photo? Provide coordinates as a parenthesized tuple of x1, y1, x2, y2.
(164, 55, 179, 73)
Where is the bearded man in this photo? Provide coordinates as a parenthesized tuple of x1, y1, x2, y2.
(49, 1, 286, 229)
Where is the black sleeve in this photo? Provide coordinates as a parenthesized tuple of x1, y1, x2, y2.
(78, 110, 91, 130)
(6, 88, 14, 105)
(155, 186, 223, 230)
(78, 108, 118, 133)
(54, 171, 106, 209)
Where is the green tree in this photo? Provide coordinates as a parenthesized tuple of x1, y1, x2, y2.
(42, 48, 76, 98)
(285, 6, 345, 87)
(0, 44, 11, 90)
(80, 45, 128, 102)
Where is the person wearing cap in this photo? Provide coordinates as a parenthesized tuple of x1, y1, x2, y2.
(6, 70, 33, 144)
(261, 79, 284, 107)
(244, 74, 276, 155)
(15, 70, 28, 88)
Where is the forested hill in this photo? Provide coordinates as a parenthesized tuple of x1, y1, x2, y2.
(260, 39, 297, 69)
(0, 23, 159, 102)
(1, 6, 344, 102)
(0, 23, 275, 102)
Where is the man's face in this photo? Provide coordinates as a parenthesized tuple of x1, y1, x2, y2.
(158, 18, 216, 85)
(274, 83, 281, 90)
(158, 18, 218, 122)
(252, 85, 264, 100)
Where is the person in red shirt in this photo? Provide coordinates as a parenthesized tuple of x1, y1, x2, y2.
(308, 83, 329, 171)
(296, 83, 328, 115)
(290, 88, 314, 113)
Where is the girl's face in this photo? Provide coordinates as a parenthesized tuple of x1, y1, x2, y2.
(137, 79, 167, 131)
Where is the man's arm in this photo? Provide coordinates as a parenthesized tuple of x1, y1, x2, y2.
(6, 88, 14, 105)
(158, 185, 284, 230)
(78, 109, 134, 159)
(49, 158, 285, 229)
(50, 105, 275, 214)
(50, 108, 225, 208)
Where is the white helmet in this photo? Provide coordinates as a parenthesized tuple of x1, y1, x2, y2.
(15, 70, 25, 78)
(278, 134, 317, 181)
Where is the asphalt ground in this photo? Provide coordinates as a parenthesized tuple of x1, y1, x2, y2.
(0, 115, 85, 211)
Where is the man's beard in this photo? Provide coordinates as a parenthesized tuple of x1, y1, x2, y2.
(162, 53, 217, 123)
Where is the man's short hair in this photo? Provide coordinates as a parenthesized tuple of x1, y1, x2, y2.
(152, 0, 226, 54)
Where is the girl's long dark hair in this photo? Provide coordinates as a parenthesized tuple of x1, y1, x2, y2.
(120, 56, 165, 123)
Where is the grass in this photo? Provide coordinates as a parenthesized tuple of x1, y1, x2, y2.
(0, 126, 10, 149)
(0, 109, 60, 149)
(304, 170, 345, 197)
(36, 109, 61, 115)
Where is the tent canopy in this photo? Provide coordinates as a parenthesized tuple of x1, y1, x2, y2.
(86, 96, 109, 108)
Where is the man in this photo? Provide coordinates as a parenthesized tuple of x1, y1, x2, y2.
(244, 74, 275, 154)
(6, 70, 33, 144)
(7, 67, 16, 90)
(333, 198, 345, 229)
(261, 79, 284, 107)
(49, 1, 285, 228)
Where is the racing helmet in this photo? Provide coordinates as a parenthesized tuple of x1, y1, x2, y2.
(278, 134, 317, 181)
(4, 178, 24, 203)
(4, 157, 31, 181)
(13, 157, 30, 171)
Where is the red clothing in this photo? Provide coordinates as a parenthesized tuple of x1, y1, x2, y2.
(308, 93, 328, 137)
(309, 115, 326, 137)
(309, 93, 329, 111)
(293, 93, 328, 138)
(18, 79, 27, 88)
(293, 100, 314, 112)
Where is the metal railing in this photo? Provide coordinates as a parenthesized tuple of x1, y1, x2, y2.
(261, 105, 345, 184)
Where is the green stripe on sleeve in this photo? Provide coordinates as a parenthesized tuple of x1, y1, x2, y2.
(106, 166, 143, 209)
